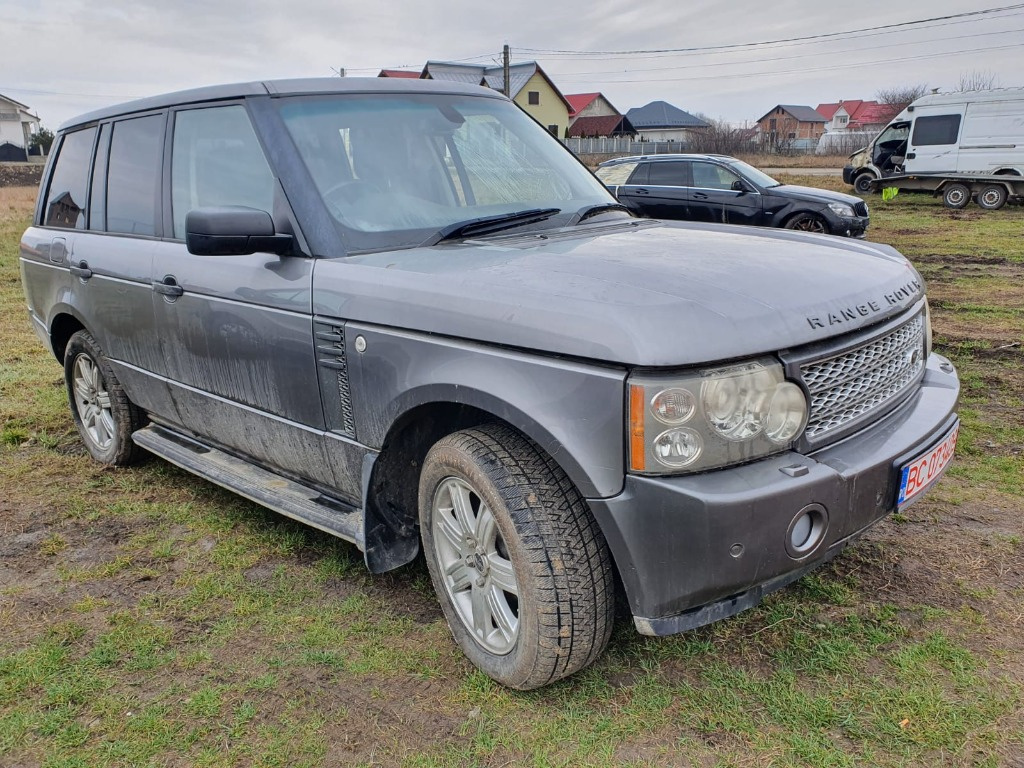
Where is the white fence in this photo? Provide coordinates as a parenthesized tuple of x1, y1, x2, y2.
(562, 138, 688, 156)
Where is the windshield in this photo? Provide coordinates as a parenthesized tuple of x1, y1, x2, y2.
(726, 159, 780, 188)
(277, 93, 614, 251)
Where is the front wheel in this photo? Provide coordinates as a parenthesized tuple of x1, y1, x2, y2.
(64, 330, 143, 465)
(942, 183, 971, 209)
(419, 424, 615, 690)
(784, 212, 829, 235)
(853, 172, 875, 195)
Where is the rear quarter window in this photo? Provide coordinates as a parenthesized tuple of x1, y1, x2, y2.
(42, 127, 97, 229)
(595, 162, 638, 185)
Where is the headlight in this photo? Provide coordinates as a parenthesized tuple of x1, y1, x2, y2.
(827, 202, 855, 217)
(629, 359, 808, 475)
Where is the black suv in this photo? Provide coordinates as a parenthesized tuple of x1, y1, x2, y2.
(597, 154, 869, 237)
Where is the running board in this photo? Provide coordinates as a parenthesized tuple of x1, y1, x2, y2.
(132, 425, 364, 548)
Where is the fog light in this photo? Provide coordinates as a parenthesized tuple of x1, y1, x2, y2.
(785, 504, 828, 559)
(652, 428, 703, 468)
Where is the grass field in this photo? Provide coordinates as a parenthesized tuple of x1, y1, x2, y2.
(2, 182, 1023, 767)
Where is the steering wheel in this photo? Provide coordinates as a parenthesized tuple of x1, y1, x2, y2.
(321, 180, 382, 217)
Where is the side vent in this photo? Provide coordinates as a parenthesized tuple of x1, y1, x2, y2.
(315, 322, 356, 438)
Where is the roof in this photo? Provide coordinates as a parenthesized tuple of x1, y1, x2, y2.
(758, 104, 826, 123)
(598, 153, 737, 166)
(0, 92, 31, 111)
(60, 78, 502, 131)
(626, 101, 708, 129)
(378, 69, 420, 78)
(816, 100, 897, 129)
(423, 61, 573, 112)
(565, 92, 600, 117)
(567, 114, 636, 137)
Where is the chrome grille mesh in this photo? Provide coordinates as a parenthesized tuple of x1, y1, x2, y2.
(801, 313, 925, 440)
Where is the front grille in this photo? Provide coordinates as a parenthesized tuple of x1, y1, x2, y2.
(854, 201, 869, 217)
(800, 313, 924, 441)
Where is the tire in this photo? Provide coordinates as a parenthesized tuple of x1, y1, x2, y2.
(942, 183, 971, 209)
(418, 423, 615, 690)
(64, 330, 143, 466)
(977, 184, 1008, 210)
(853, 172, 875, 195)
(784, 212, 829, 235)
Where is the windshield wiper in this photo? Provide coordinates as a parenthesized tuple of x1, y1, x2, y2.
(424, 208, 561, 245)
(573, 202, 633, 223)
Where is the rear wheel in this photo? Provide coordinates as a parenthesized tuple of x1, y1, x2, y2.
(784, 212, 829, 235)
(977, 184, 1008, 210)
(419, 423, 615, 690)
(64, 330, 144, 465)
(853, 172, 875, 195)
(942, 183, 971, 209)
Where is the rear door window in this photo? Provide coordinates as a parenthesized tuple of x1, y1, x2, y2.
(646, 161, 688, 186)
(912, 114, 962, 146)
(106, 114, 165, 236)
(43, 127, 96, 229)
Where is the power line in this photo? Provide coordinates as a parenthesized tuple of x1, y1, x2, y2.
(517, 3, 1024, 56)
(550, 42, 1023, 84)
(524, 13, 1024, 62)
(551, 26, 1024, 78)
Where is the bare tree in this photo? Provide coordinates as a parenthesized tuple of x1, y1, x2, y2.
(686, 117, 756, 156)
(956, 69, 999, 92)
(875, 84, 929, 121)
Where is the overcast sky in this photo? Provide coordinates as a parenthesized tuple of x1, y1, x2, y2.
(3, 0, 1022, 128)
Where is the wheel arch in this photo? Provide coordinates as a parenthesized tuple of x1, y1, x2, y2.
(361, 386, 622, 575)
(48, 308, 87, 363)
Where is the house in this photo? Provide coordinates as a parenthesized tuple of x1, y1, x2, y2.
(625, 101, 709, 142)
(377, 69, 420, 79)
(816, 100, 895, 133)
(755, 105, 827, 146)
(564, 93, 636, 138)
(421, 61, 573, 138)
(0, 93, 41, 162)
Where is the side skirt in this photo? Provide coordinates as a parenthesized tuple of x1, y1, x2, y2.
(132, 424, 365, 548)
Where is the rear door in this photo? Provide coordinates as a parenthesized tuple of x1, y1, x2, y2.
(637, 160, 690, 219)
(906, 110, 963, 173)
(52, 115, 177, 420)
(687, 161, 762, 225)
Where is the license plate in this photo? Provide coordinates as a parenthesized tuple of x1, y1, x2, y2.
(897, 422, 959, 509)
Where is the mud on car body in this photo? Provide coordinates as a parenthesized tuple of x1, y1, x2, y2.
(20, 78, 958, 689)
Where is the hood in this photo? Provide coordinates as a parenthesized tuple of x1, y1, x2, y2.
(312, 220, 924, 367)
(770, 184, 863, 207)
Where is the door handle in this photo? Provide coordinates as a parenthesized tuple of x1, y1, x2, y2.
(906, 152, 916, 159)
(635, 187, 649, 195)
(69, 261, 93, 279)
(693, 192, 708, 199)
(152, 276, 184, 298)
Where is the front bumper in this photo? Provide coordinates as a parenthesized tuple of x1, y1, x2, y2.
(587, 353, 959, 636)
(827, 214, 869, 238)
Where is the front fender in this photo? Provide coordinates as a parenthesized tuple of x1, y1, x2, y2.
(347, 322, 628, 499)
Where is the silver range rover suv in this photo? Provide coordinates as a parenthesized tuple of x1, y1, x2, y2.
(19, 78, 959, 689)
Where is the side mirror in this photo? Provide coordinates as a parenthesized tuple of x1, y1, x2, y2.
(185, 206, 295, 256)
(731, 179, 750, 193)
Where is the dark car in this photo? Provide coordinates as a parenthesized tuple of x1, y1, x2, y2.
(597, 154, 870, 237)
(21, 79, 957, 690)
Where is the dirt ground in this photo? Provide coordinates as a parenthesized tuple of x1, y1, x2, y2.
(2, 184, 1023, 766)
(0, 163, 43, 188)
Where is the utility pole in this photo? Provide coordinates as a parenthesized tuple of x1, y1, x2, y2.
(502, 44, 510, 97)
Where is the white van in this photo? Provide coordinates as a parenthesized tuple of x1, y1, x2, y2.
(844, 89, 1024, 193)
